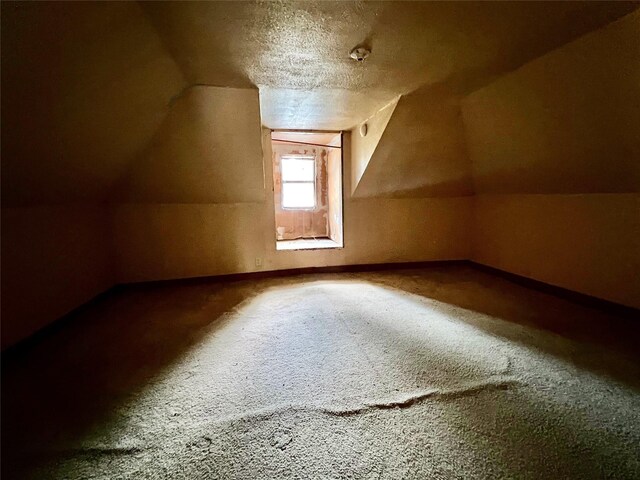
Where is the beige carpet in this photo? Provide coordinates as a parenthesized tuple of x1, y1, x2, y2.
(2, 266, 640, 479)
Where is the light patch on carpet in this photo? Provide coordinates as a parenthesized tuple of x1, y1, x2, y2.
(9, 279, 640, 479)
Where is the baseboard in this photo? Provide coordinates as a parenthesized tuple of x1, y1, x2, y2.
(469, 262, 639, 319)
(1, 285, 124, 358)
(1, 260, 466, 355)
(119, 259, 470, 290)
(3, 259, 637, 356)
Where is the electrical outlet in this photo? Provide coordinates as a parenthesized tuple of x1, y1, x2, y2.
(255, 257, 262, 268)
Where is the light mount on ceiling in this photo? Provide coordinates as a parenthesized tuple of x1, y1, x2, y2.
(349, 46, 370, 62)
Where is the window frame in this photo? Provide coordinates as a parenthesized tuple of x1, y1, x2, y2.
(280, 155, 317, 211)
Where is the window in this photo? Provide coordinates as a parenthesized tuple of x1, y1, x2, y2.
(281, 155, 316, 209)
(271, 130, 343, 250)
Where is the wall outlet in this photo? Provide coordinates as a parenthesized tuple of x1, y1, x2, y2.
(255, 257, 262, 267)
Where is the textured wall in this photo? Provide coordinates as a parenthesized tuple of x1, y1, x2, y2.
(113, 132, 472, 283)
(473, 195, 640, 308)
(463, 11, 640, 308)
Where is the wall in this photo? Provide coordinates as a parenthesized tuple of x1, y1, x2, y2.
(473, 195, 640, 308)
(1, 207, 114, 349)
(0, 2, 184, 349)
(113, 130, 472, 283)
(327, 146, 344, 245)
(272, 142, 329, 240)
(351, 99, 398, 194)
(354, 88, 474, 199)
(463, 11, 640, 308)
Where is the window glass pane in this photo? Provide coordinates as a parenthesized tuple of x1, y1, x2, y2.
(282, 182, 315, 208)
(281, 157, 315, 182)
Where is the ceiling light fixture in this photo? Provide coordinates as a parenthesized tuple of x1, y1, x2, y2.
(349, 46, 370, 62)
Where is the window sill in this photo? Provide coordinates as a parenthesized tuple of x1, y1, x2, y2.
(276, 238, 342, 251)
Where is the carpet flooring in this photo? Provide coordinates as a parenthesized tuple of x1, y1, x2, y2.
(2, 265, 639, 479)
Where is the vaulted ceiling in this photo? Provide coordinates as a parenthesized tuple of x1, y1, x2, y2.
(2, 1, 637, 206)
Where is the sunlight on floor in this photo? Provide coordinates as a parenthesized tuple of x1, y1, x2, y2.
(5, 276, 640, 479)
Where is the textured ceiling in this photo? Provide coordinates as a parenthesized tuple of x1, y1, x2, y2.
(142, 1, 637, 130)
(2, 1, 637, 206)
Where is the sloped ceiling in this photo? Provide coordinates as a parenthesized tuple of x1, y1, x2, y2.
(354, 86, 473, 198)
(141, 1, 637, 130)
(346, 2, 638, 198)
(350, 98, 399, 194)
(115, 86, 264, 204)
(2, 1, 637, 206)
(462, 9, 640, 195)
(1, 2, 186, 206)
